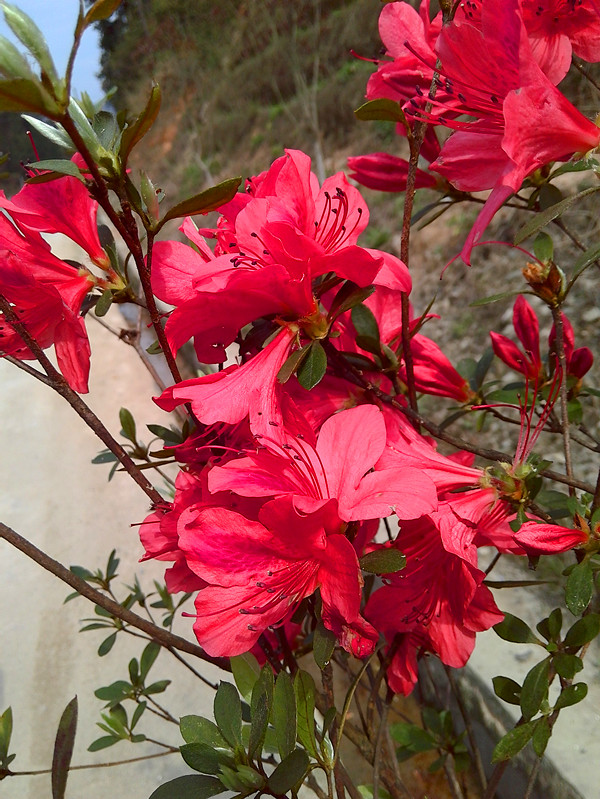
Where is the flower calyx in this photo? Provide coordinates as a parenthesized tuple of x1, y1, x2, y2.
(522, 260, 565, 307)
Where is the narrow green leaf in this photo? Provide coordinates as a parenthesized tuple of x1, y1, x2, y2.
(0, 34, 33, 79)
(146, 339, 162, 354)
(97, 632, 117, 657)
(354, 98, 407, 125)
(532, 717, 551, 758)
(84, 0, 122, 25)
(520, 659, 549, 721)
(470, 290, 521, 307)
(94, 289, 113, 317)
(277, 345, 309, 385)
(144, 680, 170, 695)
(146, 424, 181, 444)
(565, 560, 594, 616)
(180, 742, 223, 774)
(360, 548, 406, 575)
(119, 407, 137, 443)
(213, 682, 242, 749)
(148, 775, 225, 799)
(294, 670, 318, 758)
(51, 697, 77, 799)
(91, 450, 118, 464)
(313, 619, 336, 669)
(328, 282, 375, 319)
(0, 77, 59, 115)
(296, 341, 327, 390)
(563, 613, 600, 649)
(533, 232, 553, 263)
(87, 735, 119, 751)
(571, 242, 600, 281)
(140, 641, 160, 681)
(248, 684, 269, 760)
(515, 186, 600, 244)
(27, 158, 84, 179)
(230, 652, 261, 703)
(94, 681, 131, 703)
(267, 748, 310, 794)
(273, 672, 296, 760)
(554, 682, 587, 710)
(131, 701, 146, 730)
(492, 676, 521, 706)
(352, 303, 380, 342)
(179, 716, 226, 749)
(158, 177, 241, 228)
(2, 3, 58, 85)
(493, 613, 542, 645)
(0, 707, 13, 757)
(491, 720, 536, 762)
(119, 83, 162, 165)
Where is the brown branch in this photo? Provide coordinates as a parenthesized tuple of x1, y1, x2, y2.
(4, 748, 175, 778)
(0, 520, 229, 670)
(550, 306, 574, 494)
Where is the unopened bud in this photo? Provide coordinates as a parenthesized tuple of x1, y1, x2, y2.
(522, 260, 565, 306)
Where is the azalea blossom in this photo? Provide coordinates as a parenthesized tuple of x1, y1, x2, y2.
(207, 404, 437, 522)
(178, 496, 378, 658)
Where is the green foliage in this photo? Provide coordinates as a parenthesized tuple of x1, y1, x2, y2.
(51, 697, 78, 799)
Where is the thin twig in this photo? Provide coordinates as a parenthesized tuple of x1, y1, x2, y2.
(4, 749, 175, 777)
(2, 355, 53, 385)
(0, 521, 228, 669)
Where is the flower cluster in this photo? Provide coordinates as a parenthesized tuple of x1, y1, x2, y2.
(0, 157, 114, 392)
(349, 0, 600, 264)
(140, 149, 587, 694)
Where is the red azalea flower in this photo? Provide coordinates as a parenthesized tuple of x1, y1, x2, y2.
(207, 404, 437, 522)
(365, 517, 503, 694)
(425, 0, 600, 263)
(178, 496, 377, 658)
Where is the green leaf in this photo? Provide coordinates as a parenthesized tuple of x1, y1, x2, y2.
(273, 672, 296, 760)
(87, 735, 119, 751)
(296, 340, 327, 390)
(2, 3, 58, 85)
(294, 670, 318, 758)
(352, 303, 380, 343)
(0, 77, 58, 115)
(470, 290, 521, 307)
(354, 98, 407, 125)
(492, 676, 521, 706)
(248, 682, 270, 760)
(213, 682, 242, 749)
(131, 701, 146, 730)
(267, 748, 310, 794)
(565, 560, 594, 616)
(97, 632, 117, 657)
(140, 641, 160, 681)
(493, 613, 542, 645)
(563, 613, 600, 649)
(520, 659, 550, 721)
(51, 697, 77, 799)
(360, 548, 406, 575)
(119, 407, 137, 443)
(146, 424, 181, 444)
(570, 241, 600, 282)
(554, 682, 588, 711)
(552, 653, 583, 680)
(328, 282, 375, 319)
(148, 775, 225, 799)
(180, 743, 223, 775)
(180, 716, 226, 749)
(27, 158, 84, 180)
(95, 681, 131, 704)
(390, 723, 434, 752)
(0, 707, 13, 752)
(538, 183, 563, 210)
(230, 653, 261, 704)
(84, 0, 122, 25)
(158, 177, 241, 228)
(532, 717, 551, 758)
(0, 33, 34, 79)
(313, 619, 337, 669)
(491, 720, 537, 762)
(119, 83, 162, 165)
(277, 344, 310, 385)
(533, 232, 553, 263)
(514, 186, 600, 244)
(91, 450, 118, 464)
(144, 680, 170, 696)
(94, 289, 113, 317)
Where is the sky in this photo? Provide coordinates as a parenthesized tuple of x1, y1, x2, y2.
(0, 0, 103, 100)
